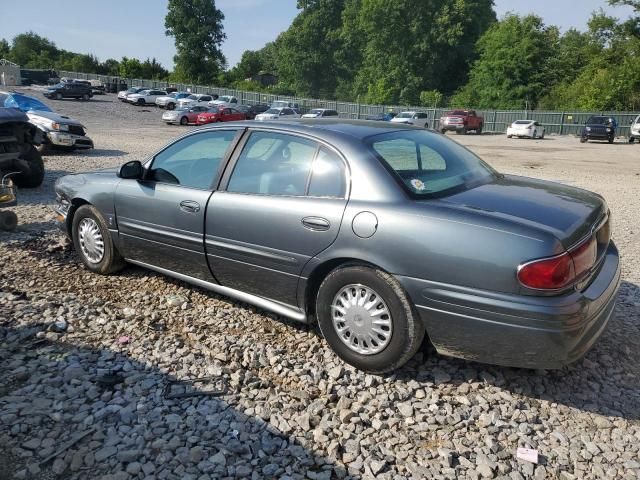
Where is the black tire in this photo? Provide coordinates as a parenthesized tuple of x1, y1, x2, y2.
(608, 136, 614, 144)
(0, 211, 18, 231)
(82, 93, 90, 101)
(13, 146, 44, 188)
(507, 135, 512, 138)
(477, 124, 483, 135)
(180, 116, 188, 125)
(580, 136, 588, 143)
(440, 129, 446, 135)
(137, 98, 145, 105)
(167, 103, 175, 110)
(72, 205, 125, 275)
(55, 93, 62, 100)
(532, 131, 537, 139)
(629, 137, 635, 144)
(316, 265, 425, 373)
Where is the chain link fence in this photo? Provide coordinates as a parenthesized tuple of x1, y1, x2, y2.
(59, 71, 639, 137)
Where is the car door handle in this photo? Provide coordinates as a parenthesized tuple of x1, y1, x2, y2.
(302, 216, 330, 231)
(179, 200, 200, 213)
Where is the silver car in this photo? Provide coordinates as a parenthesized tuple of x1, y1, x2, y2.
(54, 120, 620, 373)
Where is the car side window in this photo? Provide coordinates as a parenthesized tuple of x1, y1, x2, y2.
(148, 131, 237, 190)
(308, 147, 346, 198)
(202, 96, 212, 102)
(227, 131, 317, 196)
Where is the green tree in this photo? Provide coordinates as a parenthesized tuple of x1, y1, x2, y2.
(119, 57, 144, 78)
(348, 0, 496, 104)
(10, 32, 59, 66)
(0, 39, 10, 59)
(165, 0, 226, 84)
(452, 14, 558, 109)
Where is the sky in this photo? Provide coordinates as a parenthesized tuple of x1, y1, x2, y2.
(1, 0, 635, 69)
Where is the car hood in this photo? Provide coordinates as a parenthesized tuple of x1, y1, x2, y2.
(434, 174, 606, 248)
(27, 110, 84, 127)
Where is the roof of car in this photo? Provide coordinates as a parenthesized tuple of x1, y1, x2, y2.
(199, 118, 420, 140)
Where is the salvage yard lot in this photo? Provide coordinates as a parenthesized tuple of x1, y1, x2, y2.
(1, 89, 639, 479)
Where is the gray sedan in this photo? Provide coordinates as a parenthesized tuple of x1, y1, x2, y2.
(54, 120, 620, 373)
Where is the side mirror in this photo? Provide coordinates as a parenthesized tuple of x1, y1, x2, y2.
(118, 160, 144, 180)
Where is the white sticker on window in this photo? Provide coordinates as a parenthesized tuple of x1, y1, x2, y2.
(411, 179, 426, 191)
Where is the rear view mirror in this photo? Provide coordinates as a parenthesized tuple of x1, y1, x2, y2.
(118, 160, 144, 180)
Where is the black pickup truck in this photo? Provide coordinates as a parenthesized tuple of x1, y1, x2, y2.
(44, 82, 92, 101)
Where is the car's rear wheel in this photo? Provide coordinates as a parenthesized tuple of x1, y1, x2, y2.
(167, 103, 175, 110)
(316, 265, 425, 373)
(82, 94, 90, 101)
(180, 117, 188, 125)
(630, 137, 635, 144)
(608, 136, 614, 144)
(440, 129, 446, 135)
(137, 99, 145, 105)
(72, 205, 125, 275)
(580, 136, 588, 143)
(55, 93, 62, 100)
(477, 124, 483, 135)
(507, 134, 512, 138)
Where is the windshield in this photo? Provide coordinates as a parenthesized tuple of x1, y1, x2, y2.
(514, 120, 532, 125)
(264, 109, 280, 114)
(218, 96, 232, 102)
(368, 130, 496, 197)
(397, 112, 413, 119)
(309, 109, 323, 115)
(185, 95, 198, 100)
(587, 116, 609, 125)
(2, 93, 52, 112)
(446, 110, 467, 116)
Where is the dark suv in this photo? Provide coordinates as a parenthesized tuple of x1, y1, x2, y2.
(580, 116, 617, 144)
(44, 82, 92, 101)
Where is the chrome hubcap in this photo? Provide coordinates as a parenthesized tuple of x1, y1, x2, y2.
(78, 218, 104, 263)
(331, 284, 392, 355)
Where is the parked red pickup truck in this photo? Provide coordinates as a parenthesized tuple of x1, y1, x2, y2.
(439, 110, 484, 135)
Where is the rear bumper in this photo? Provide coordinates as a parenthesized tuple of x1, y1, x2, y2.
(397, 242, 621, 369)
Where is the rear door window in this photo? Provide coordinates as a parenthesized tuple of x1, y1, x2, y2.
(227, 131, 317, 196)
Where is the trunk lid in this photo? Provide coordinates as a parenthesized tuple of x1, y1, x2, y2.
(435, 174, 607, 248)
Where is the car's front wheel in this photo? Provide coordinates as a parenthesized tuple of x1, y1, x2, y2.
(82, 94, 90, 101)
(316, 265, 425, 373)
(167, 103, 175, 110)
(180, 116, 188, 125)
(72, 205, 125, 274)
(137, 99, 145, 105)
(580, 136, 588, 143)
(55, 93, 62, 100)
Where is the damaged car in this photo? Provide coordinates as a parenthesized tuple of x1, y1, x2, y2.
(1, 91, 94, 153)
(54, 120, 620, 373)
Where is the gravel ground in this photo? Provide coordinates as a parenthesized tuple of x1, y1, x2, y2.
(1, 89, 639, 480)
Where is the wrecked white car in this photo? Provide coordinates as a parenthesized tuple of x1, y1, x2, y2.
(1, 91, 94, 153)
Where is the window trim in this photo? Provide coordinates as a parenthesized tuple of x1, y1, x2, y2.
(142, 129, 245, 191)
(219, 127, 350, 200)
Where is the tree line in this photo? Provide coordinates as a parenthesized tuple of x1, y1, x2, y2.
(2, 0, 638, 111)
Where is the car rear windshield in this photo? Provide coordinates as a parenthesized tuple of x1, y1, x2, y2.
(264, 109, 280, 114)
(397, 112, 413, 118)
(514, 120, 532, 125)
(446, 110, 467, 116)
(368, 130, 496, 197)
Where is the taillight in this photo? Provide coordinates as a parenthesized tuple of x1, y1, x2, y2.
(518, 253, 575, 290)
(518, 236, 597, 291)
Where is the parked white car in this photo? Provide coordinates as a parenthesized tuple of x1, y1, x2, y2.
(208, 95, 238, 108)
(507, 120, 545, 139)
(255, 107, 301, 121)
(127, 89, 167, 106)
(117, 87, 145, 101)
(155, 92, 190, 110)
(302, 108, 339, 118)
(390, 111, 429, 128)
(177, 94, 215, 109)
